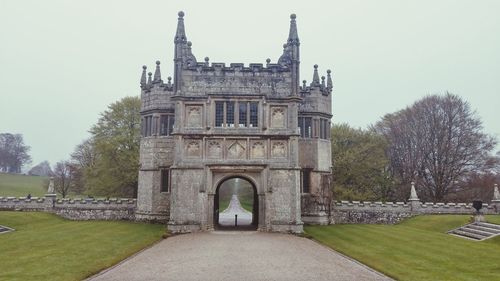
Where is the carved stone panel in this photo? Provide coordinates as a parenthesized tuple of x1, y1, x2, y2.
(227, 140, 246, 159)
(184, 140, 201, 158)
(250, 141, 266, 159)
(271, 140, 287, 158)
(185, 105, 203, 128)
(270, 106, 286, 128)
(206, 139, 222, 159)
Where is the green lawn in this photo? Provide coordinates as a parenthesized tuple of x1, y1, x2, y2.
(239, 196, 253, 212)
(305, 215, 500, 281)
(0, 173, 48, 197)
(0, 212, 165, 281)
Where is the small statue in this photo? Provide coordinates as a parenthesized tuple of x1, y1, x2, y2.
(47, 177, 55, 194)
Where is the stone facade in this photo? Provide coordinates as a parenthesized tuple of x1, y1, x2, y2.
(136, 12, 333, 233)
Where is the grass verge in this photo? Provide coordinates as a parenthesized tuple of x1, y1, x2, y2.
(305, 215, 500, 281)
(0, 211, 165, 281)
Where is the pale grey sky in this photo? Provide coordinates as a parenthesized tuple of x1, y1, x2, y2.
(1, 0, 499, 168)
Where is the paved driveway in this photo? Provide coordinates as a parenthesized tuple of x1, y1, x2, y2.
(88, 231, 391, 281)
(219, 195, 252, 226)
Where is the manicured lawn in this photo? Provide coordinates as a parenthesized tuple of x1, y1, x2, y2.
(305, 215, 500, 281)
(239, 196, 253, 212)
(0, 212, 165, 281)
(0, 173, 48, 197)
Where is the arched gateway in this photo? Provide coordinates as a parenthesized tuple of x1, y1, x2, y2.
(135, 12, 333, 233)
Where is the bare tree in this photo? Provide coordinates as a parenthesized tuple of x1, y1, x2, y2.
(53, 161, 74, 198)
(375, 93, 497, 201)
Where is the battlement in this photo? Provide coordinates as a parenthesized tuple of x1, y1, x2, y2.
(0, 195, 136, 221)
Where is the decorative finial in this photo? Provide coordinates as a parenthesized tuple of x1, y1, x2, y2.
(175, 11, 187, 44)
(327, 69, 333, 90)
(493, 183, 500, 201)
(140, 65, 147, 86)
(187, 41, 192, 47)
(204, 57, 209, 66)
(266, 58, 271, 66)
(311, 64, 320, 86)
(409, 181, 420, 201)
(167, 76, 172, 86)
(147, 72, 152, 84)
(302, 80, 307, 88)
(153, 61, 162, 83)
(47, 177, 55, 194)
(287, 13, 299, 45)
(321, 76, 326, 88)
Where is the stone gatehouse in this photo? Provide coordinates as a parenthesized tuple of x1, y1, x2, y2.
(136, 12, 333, 233)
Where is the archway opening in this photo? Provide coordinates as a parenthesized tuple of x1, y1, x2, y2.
(214, 177, 258, 230)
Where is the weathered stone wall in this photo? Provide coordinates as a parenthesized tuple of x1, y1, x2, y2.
(0, 196, 136, 221)
(0, 196, 51, 211)
(328, 200, 500, 224)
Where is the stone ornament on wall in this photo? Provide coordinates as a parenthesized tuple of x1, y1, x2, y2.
(185, 105, 203, 128)
(207, 139, 222, 159)
(270, 106, 286, 128)
(271, 141, 287, 158)
(185, 140, 201, 158)
(227, 140, 246, 159)
(250, 141, 266, 159)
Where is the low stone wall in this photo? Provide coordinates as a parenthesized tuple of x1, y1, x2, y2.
(331, 201, 413, 224)
(54, 198, 136, 220)
(0, 196, 136, 221)
(0, 196, 51, 211)
(329, 200, 500, 224)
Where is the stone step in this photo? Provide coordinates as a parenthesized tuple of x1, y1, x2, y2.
(476, 222, 500, 231)
(451, 229, 488, 240)
(462, 226, 497, 237)
(467, 224, 500, 234)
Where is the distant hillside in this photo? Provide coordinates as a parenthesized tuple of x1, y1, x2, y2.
(0, 173, 48, 197)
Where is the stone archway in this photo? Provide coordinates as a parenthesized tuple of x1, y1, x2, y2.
(214, 175, 259, 230)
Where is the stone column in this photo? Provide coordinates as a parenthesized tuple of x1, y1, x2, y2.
(492, 184, 500, 214)
(44, 177, 57, 212)
(408, 181, 420, 213)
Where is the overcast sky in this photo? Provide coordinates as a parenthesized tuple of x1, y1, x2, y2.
(1, 0, 499, 168)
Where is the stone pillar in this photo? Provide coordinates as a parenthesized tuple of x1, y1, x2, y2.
(44, 177, 57, 212)
(492, 184, 500, 214)
(408, 181, 420, 213)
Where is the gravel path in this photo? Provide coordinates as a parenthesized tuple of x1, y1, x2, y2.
(88, 231, 392, 281)
(219, 195, 252, 226)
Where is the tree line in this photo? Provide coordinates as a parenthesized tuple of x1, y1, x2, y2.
(333, 93, 498, 202)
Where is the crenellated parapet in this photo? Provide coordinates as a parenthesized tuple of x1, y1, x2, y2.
(328, 183, 500, 224)
(0, 195, 137, 221)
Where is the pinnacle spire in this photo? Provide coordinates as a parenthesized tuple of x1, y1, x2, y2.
(174, 11, 187, 44)
(147, 72, 152, 85)
(327, 69, 333, 91)
(287, 14, 299, 45)
(153, 61, 162, 83)
(311, 64, 320, 86)
(140, 65, 147, 86)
